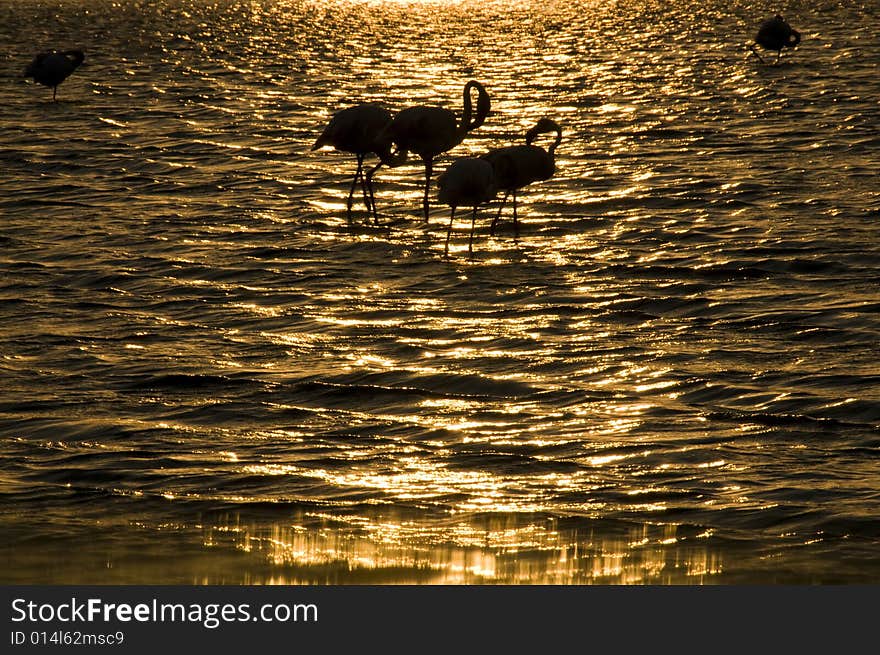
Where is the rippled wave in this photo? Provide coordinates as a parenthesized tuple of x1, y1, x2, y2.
(1, 0, 879, 584)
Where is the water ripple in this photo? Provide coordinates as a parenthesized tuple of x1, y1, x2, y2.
(2, 0, 879, 583)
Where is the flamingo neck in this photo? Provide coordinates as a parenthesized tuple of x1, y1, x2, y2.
(457, 81, 490, 137)
(526, 120, 562, 156)
(458, 85, 473, 134)
(547, 129, 562, 156)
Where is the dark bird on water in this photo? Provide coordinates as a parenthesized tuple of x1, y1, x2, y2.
(24, 50, 85, 100)
(749, 15, 801, 64)
(378, 80, 491, 222)
(482, 118, 561, 237)
(437, 157, 498, 256)
(312, 102, 405, 224)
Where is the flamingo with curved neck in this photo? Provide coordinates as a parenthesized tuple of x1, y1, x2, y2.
(482, 117, 562, 237)
(379, 80, 491, 221)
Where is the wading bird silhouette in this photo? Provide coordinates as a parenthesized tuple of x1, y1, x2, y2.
(749, 15, 801, 64)
(482, 118, 561, 237)
(378, 80, 491, 222)
(312, 103, 406, 224)
(437, 157, 497, 257)
(24, 50, 85, 101)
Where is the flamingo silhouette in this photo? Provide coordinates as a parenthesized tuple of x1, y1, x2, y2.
(378, 80, 491, 222)
(749, 15, 801, 64)
(312, 103, 406, 224)
(437, 157, 498, 256)
(24, 50, 85, 101)
(482, 118, 561, 237)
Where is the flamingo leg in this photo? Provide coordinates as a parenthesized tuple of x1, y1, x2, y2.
(512, 190, 519, 238)
(749, 44, 765, 63)
(444, 206, 456, 257)
(347, 154, 365, 222)
(468, 206, 478, 256)
(358, 161, 373, 219)
(422, 158, 433, 222)
(490, 191, 510, 235)
(365, 162, 383, 225)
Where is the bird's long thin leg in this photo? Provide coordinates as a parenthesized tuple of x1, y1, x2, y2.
(468, 206, 478, 256)
(444, 207, 456, 257)
(358, 161, 373, 218)
(423, 158, 433, 222)
(774, 50, 782, 66)
(490, 192, 510, 235)
(365, 162, 383, 225)
(749, 44, 764, 63)
(347, 154, 365, 223)
(512, 190, 519, 239)
(53, 86, 57, 101)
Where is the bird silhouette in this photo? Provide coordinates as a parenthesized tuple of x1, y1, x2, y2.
(749, 15, 801, 64)
(312, 102, 406, 224)
(437, 157, 498, 256)
(378, 80, 491, 222)
(24, 50, 85, 101)
(481, 118, 561, 237)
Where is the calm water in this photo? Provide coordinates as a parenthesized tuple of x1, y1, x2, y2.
(1, 0, 878, 584)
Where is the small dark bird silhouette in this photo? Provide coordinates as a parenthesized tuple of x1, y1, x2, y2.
(482, 118, 561, 237)
(24, 50, 85, 101)
(749, 15, 801, 64)
(437, 157, 497, 256)
(378, 80, 491, 222)
(312, 103, 405, 224)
